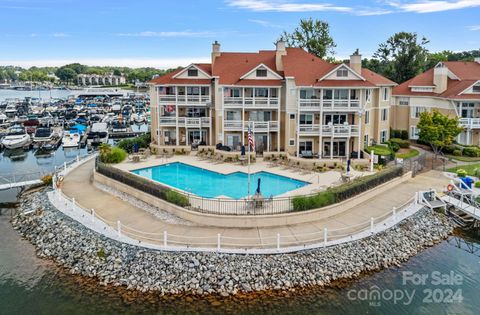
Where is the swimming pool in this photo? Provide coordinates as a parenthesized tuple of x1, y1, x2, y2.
(131, 162, 308, 199)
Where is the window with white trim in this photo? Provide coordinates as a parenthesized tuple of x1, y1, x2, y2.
(365, 89, 371, 102)
(410, 126, 420, 140)
(364, 110, 370, 124)
(398, 97, 409, 106)
(289, 139, 295, 146)
(363, 134, 369, 147)
(187, 68, 198, 77)
(380, 130, 387, 143)
(336, 68, 348, 77)
(299, 141, 313, 153)
(256, 69, 267, 77)
(411, 106, 427, 119)
(411, 86, 434, 92)
(382, 87, 389, 101)
(473, 84, 480, 93)
(289, 113, 295, 120)
(300, 114, 313, 125)
(381, 108, 388, 121)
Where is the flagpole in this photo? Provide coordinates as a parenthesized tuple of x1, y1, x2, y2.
(247, 122, 251, 200)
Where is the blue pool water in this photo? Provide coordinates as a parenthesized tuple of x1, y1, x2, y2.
(131, 162, 308, 199)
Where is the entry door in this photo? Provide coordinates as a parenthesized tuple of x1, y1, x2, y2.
(189, 130, 207, 144)
(323, 140, 346, 157)
(255, 134, 268, 153)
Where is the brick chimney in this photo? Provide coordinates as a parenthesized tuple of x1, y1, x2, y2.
(211, 41, 221, 66)
(349, 49, 362, 74)
(275, 40, 287, 71)
(433, 64, 448, 94)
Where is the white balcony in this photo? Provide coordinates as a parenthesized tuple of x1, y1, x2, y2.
(299, 99, 361, 111)
(459, 118, 480, 129)
(159, 117, 211, 128)
(299, 124, 360, 137)
(158, 94, 211, 106)
(224, 97, 279, 108)
(223, 120, 279, 132)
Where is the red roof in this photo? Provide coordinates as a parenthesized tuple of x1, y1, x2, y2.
(393, 61, 480, 100)
(149, 63, 212, 85)
(150, 46, 394, 89)
(282, 47, 394, 87)
(211, 50, 283, 85)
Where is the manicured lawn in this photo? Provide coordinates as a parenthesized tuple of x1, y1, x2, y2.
(446, 155, 480, 162)
(396, 148, 420, 159)
(365, 145, 391, 156)
(446, 163, 480, 176)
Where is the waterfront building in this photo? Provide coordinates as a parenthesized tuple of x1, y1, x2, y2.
(391, 59, 480, 145)
(77, 74, 126, 86)
(149, 42, 396, 158)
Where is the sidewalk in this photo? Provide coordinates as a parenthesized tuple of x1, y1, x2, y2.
(61, 160, 448, 248)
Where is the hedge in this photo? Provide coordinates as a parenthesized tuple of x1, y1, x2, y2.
(292, 166, 404, 211)
(96, 159, 189, 207)
(389, 138, 410, 149)
(117, 133, 151, 153)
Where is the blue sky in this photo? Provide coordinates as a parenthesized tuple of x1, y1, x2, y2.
(0, 0, 479, 68)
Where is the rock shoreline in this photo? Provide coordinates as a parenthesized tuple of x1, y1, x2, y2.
(12, 189, 454, 296)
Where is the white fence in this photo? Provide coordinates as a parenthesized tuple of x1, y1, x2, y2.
(46, 158, 425, 254)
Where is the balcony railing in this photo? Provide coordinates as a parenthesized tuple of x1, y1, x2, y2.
(459, 118, 480, 129)
(223, 120, 279, 132)
(224, 97, 279, 108)
(158, 94, 210, 106)
(158, 116, 211, 127)
(299, 124, 360, 137)
(299, 99, 361, 110)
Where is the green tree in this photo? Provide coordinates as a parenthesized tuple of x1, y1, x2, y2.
(113, 69, 122, 76)
(417, 110, 463, 157)
(425, 50, 453, 69)
(55, 67, 77, 84)
(373, 32, 429, 83)
(278, 18, 336, 59)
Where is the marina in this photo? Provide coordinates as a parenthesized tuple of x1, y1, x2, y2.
(0, 88, 150, 156)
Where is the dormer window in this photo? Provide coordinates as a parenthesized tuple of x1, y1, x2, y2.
(336, 68, 348, 77)
(473, 84, 480, 93)
(187, 68, 198, 77)
(256, 69, 267, 77)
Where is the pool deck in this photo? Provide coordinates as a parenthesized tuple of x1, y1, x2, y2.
(112, 155, 372, 197)
(61, 159, 449, 248)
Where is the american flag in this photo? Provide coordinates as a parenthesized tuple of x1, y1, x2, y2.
(247, 126, 255, 151)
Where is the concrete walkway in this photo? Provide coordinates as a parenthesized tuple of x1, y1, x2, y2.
(61, 160, 448, 249)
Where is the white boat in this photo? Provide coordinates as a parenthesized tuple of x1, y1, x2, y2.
(87, 122, 109, 146)
(1, 126, 31, 149)
(33, 127, 54, 144)
(130, 112, 146, 124)
(5, 104, 17, 118)
(62, 131, 81, 148)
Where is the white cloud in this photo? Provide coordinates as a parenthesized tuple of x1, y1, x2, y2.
(0, 57, 210, 69)
(468, 25, 480, 30)
(248, 19, 284, 28)
(226, 0, 353, 12)
(116, 31, 217, 38)
(388, 0, 480, 13)
(52, 32, 69, 37)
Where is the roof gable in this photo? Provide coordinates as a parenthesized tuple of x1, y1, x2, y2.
(172, 64, 212, 79)
(319, 64, 365, 81)
(240, 63, 283, 80)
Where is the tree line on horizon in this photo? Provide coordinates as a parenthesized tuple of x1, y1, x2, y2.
(278, 18, 480, 84)
(0, 64, 180, 85)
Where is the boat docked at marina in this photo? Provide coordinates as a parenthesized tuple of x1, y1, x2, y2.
(87, 122, 109, 146)
(1, 126, 31, 149)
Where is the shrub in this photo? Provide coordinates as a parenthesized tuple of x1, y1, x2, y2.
(456, 169, 467, 178)
(400, 130, 409, 140)
(100, 146, 127, 164)
(117, 133, 151, 153)
(453, 149, 462, 156)
(41, 174, 53, 186)
(165, 190, 190, 207)
(462, 147, 480, 157)
(475, 181, 480, 188)
(443, 144, 458, 154)
(389, 138, 410, 149)
(292, 192, 335, 211)
(474, 168, 480, 178)
(388, 142, 400, 152)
